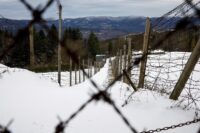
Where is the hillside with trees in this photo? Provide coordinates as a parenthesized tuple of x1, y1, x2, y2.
(0, 25, 100, 71)
(99, 27, 200, 56)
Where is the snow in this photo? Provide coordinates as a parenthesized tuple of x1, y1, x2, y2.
(131, 52, 200, 109)
(0, 53, 200, 133)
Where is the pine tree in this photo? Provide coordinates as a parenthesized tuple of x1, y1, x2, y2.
(8, 30, 29, 67)
(108, 41, 113, 56)
(46, 24, 58, 62)
(34, 29, 47, 63)
(88, 32, 100, 60)
(63, 27, 82, 41)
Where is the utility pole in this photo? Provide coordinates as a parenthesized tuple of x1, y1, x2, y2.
(57, 1, 62, 86)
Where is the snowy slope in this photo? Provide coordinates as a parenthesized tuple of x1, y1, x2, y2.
(131, 51, 200, 109)
(0, 59, 199, 133)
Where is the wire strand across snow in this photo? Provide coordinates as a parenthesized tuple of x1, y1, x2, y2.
(0, 58, 199, 133)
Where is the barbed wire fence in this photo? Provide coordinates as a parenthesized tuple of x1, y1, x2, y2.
(0, 0, 200, 133)
(122, 0, 200, 116)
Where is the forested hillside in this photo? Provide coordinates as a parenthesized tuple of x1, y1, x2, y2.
(0, 25, 100, 70)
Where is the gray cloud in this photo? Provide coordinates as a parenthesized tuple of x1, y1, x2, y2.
(0, 0, 190, 19)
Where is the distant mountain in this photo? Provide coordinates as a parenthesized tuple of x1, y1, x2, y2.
(0, 18, 29, 33)
(62, 16, 147, 40)
(0, 16, 147, 40)
(1, 16, 199, 40)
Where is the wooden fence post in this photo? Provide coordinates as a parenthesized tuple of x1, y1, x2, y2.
(89, 60, 91, 78)
(112, 52, 119, 79)
(115, 52, 119, 77)
(29, 25, 35, 68)
(70, 57, 72, 86)
(123, 44, 127, 82)
(94, 62, 97, 74)
(127, 38, 132, 80)
(79, 56, 81, 83)
(119, 50, 122, 76)
(75, 65, 77, 85)
(123, 70, 138, 91)
(170, 37, 200, 100)
(88, 59, 90, 78)
(96, 62, 98, 73)
(98, 62, 100, 72)
(138, 17, 151, 88)
(83, 59, 85, 81)
(90, 61, 93, 77)
(58, 5, 62, 86)
(94, 62, 96, 75)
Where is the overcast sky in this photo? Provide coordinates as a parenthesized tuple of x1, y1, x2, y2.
(0, 0, 189, 20)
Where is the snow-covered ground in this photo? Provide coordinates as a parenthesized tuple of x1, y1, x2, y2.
(0, 52, 200, 133)
(131, 51, 200, 109)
